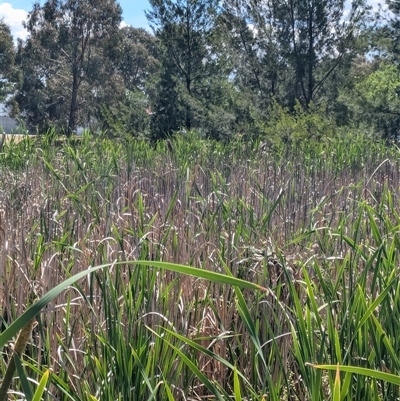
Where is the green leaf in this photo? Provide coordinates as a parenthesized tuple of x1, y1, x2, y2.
(160, 327, 253, 388)
(14, 354, 33, 401)
(340, 372, 352, 401)
(148, 328, 227, 401)
(32, 369, 50, 401)
(86, 395, 99, 401)
(333, 364, 341, 401)
(233, 364, 242, 401)
(0, 260, 267, 349)
(306, 363, 400, 386)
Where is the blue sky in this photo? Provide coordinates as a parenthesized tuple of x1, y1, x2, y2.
(1, 0, 382, 42)
(1, 0, 152, 40)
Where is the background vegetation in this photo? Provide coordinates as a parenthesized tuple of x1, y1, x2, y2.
(1, 0, 400, 140)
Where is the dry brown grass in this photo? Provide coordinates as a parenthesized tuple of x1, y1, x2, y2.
(3, 134, 36, 144)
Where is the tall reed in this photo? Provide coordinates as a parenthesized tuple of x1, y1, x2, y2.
(0, 132, 399, 399)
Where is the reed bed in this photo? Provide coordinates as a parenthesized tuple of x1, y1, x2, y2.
(0, 132, 399, 400)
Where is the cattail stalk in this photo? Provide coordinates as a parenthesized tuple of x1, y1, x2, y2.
(0, 319, 35, 401)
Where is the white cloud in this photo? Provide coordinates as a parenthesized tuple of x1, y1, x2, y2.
(0, 3, 28, 41)
(0, 0, 388, 45)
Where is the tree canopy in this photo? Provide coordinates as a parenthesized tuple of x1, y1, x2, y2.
(4, 0, 400, 140)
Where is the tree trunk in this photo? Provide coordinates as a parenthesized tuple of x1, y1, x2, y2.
(185, 13, 192, 131)
(185, 73, 192, 130)
(68, 75, 79, 137)
(307, 2, 314, 104)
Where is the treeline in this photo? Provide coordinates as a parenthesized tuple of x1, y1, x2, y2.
(1, 0, 400, 142)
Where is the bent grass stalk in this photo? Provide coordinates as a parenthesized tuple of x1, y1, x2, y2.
(0, 260, 267, 399)
(306, 363, 400, 387)
(0, 261, 266, 349)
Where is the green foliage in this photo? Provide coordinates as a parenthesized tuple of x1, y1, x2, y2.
(345, 62, 400, 139)
(0, 133, 37, 169)
(5, 0, 392, 140)
(11, 0, 123, 134)
(98, 27, 160, 137)
(220, 0, 368, 112)
(99, 90, 152, 137)
(115, 27, 159, 93)
(0, 20, 17, 101)
(260, 100, 336, 145)
(359, 62, 400, 105)
(147, 0, 237, 139)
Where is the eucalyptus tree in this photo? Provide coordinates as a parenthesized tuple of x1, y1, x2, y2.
(219, 1, 279, 104)
(10, 0, 123, 135)
(341, 0, 400, 139)
(376, 0, 400, 62)
(116, 27, 159, 92)
(222, 0, 369, 109)
(0, 20, 17, 102)
(385, 0, 400, 50)
(99, 27, 160, 136)
(146, 0, 234, 139)
(279, 0, 368, 106)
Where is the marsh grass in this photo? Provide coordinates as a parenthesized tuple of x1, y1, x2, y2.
(0, 132, 399, 400)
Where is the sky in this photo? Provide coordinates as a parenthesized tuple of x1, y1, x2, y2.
(1, 0, 152, 40)
(0, 0, 384, 42)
